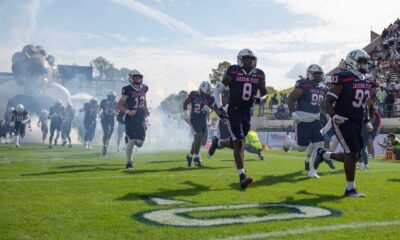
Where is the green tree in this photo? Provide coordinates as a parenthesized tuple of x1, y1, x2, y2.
(90, 57, 114, 80)
(209, 61, 231, 85)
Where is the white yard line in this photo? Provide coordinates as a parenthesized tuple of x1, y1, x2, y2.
(212, 220, 400, 240)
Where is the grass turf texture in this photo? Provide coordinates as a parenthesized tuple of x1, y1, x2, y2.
(1, 144, 400, 240)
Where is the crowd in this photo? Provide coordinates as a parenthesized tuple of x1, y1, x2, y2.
(369, 18, 400, 117)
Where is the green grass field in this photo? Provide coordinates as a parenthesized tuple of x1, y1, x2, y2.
(1, 144, 400, 240)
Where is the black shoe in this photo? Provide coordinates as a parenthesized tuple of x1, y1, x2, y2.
(305, 161, 310, 171)
(125, 163, 133, 169)
(259, 154, 264, 160)
(194, 157, 202, 167)
(49, 144, 52, 149)
(325, 159, 336, 169)
(240, 176, 253, 189)
(102, 146, 107, 156)
(313, 148, 326, 170)
(344, 188, 366, 197)
(186, 155, 192, 167)
(208, 136, 219, 157)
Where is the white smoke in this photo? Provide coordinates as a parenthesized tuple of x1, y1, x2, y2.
(17, 115, 80, 145)
(140, 108, 192, 152)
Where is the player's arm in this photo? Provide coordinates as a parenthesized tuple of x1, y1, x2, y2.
(257, 78, 268, 102)
(287, 88, 303, 114)
(322, 85, 342, 117)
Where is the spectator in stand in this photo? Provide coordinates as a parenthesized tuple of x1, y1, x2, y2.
(395, 80, 400, 92)
(376, 86, 387, 115)
(281, 93, 287, 105)
(379, 79, 387, 89)
(385, 90, 395, 118)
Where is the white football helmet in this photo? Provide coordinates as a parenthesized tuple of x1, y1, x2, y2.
(55, 99, 62, 106)
(128, 69, 143, 84)
(345, 49, 370, 74)
(16, 104, 24, 113)
(306, 64, 324, 81)
(237, 48, 257, 68)
(199, 81, 213, 95)
(107, 91, 117, 101)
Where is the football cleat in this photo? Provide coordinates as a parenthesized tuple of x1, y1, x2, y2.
(125, 162, 133, 169)
(194, 157, 202, 167)
(344, 188, 366, 197)
(308, 171, 320, 178)
(208, 136, 219, 158)
(102, 146, 107, 156)
(313, 148, 326, 170)
(240, 177, 253, 189)
(258, 153, 264, 160)
(305, 161, 310, 171)
(186, 155, 192, 167)
(49, 144, 52, 149)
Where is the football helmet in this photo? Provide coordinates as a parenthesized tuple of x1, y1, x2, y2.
(306, 64, 324, 82)
(90, 98, 98, 104)
(16, 104, 24, 113)
(345, 49, 370, 74)
(107, 91, 117, 101)
(199, 81, 212, 95)
(55, 99, 62, 106)
(237, 48, 257, 69)
(128, 69, 143, 84)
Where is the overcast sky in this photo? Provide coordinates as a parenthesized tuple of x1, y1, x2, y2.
(0, 0, 399, 107)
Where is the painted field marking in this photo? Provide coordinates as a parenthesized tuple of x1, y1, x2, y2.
(140, 203, 332, 227)
(213, 220, 400, 240)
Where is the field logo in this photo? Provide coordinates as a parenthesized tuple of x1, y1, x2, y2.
(137, 197, 333, 227)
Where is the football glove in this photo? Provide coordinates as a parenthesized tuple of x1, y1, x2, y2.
(218, 107, 228, 119)
(254, 96, 262, 105)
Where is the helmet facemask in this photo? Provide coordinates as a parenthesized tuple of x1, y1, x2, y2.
(237, 49, 257, 71)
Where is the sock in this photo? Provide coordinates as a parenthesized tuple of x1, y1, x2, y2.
(126, 140, 135, 164)
(194, 154, 199, 158)
(346, 181, 355, 190)
(237, 168, 245, 175)
(188, 153, 193, 157)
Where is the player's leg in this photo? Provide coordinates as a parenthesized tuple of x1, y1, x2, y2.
(88, 122, 96, 149)
(304, 143, 313, 171)
(48, 121, 55, 148)
(61, 122, 67, 146)
(283, 122, 309, 152)
(14, 125, 20, 148)
(101, 118, 108, 155)
(244, 144, 263, 160)
(359, 124, 369, 169)
(311, 121, 335, 172)
(54, 119, 61, 146)
(228, 110, 253, 189)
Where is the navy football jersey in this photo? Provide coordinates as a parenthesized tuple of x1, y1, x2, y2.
(12, 110, 29, 124)
(82, 103, 99, 120)
(100, 99, 118, 117)
(331, 71, 373, 122)
(121, 84, 148, 121)
(187, 91, 215, 119)
(49, 106, 64, 120)
(226, 65, 265, 110)
(295, 78, 327, 114)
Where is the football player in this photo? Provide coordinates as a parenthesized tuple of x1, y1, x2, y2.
(12, 104, 31, 148)
(283, 64, 334, 178)
(48, 100, 65, 149)
(213, 49, 268, 189)
(117, 70, 149, 169)
(314, 49, 373, 197)
(100, 91, 118, 155)
(61, 103, 76, 147)
(37, 109, 49, 144)
(183, 81, 215, 167)
(3, 107, 15, 144)
(80, 98, 99, 149)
